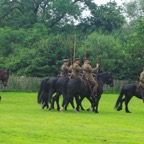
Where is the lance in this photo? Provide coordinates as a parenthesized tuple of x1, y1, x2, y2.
(73, 34, 76, 61)
(84, 42, 87, 59)
(70, 40, 73, 65)
(96, 37, 100, 63)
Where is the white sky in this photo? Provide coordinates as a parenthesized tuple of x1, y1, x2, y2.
(82, 0, 130, 17)
(94, 0, 124, 6)
(94, 0, 131, 6)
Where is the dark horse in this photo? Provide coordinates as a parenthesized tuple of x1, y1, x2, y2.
(37, 77, 49, 104)
(0, 69, 9, 101)
(38, 76, 75, 110)
(63, 72, 114, 113)
(0, 69, 9, 87)
(37, 77, 58, 109)
(50, 76, 75, 111)
(114, 84, 144, 113)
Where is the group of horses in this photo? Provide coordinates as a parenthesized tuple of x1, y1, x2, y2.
(0, 69, 144, 113)
(38, 72, 114, 113)
(37, 71, 144, 113)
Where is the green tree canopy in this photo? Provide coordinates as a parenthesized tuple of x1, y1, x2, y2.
(0, 0, 143, 81)
(78, 1, 125, 33)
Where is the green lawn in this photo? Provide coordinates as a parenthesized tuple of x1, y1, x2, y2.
(0, 92, 144, 144)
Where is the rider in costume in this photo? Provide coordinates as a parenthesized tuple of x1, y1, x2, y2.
(82, 58, 99, 96)
(139, 67, 144, 89)
(60, 59, 71, 77)
(71, 58, 81, 78)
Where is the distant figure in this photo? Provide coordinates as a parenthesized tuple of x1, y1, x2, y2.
(139, 67, 144, 89)
(0, 96, 1, 102)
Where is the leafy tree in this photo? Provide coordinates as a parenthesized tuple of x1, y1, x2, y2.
(78, 1, 125, 33)
(123, 0, 144, 22)
(119, 0, 144, 80)
(1, 0, 143, 81)
(77, 32, 126, 79)
(0, 0, 82, 29)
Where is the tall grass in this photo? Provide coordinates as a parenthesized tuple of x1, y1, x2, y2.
(0, 92, 144, 144)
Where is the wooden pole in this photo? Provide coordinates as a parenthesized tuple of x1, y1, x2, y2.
(96, 37, 100, 63)
(73, 34, 76, 61)
(70, 41, 73, 65)
(84, 42, 87, 58)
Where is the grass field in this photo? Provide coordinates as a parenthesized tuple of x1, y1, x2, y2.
(0, 92, 144, 144)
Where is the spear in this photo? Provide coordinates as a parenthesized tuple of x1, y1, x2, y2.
(70, 40, 73, 65)
(73, 34, 76, 61)
(84, 42, 87, 58)
(96, 37, 100, 63)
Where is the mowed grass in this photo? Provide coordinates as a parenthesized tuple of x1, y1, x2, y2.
(0, 92, 144, 144)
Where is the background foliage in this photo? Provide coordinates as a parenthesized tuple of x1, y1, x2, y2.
(0, 0, 143, 80)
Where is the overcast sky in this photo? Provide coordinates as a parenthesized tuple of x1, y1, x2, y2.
(82, 0, 130, 17)
(94, 0, 124, 5)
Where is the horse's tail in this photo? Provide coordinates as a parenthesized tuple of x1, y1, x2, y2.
(114, 86, 125, 110)
(37, 77, 49, 104)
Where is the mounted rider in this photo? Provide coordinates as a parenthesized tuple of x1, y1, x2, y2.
(71, 58, 81, 78)
(60, 59, 71, 77)
(139, 67, 144, 89)
(82, 58, 99, 96)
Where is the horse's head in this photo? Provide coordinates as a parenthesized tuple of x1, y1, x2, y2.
(0, 70, 9, 87)
(98, 72, 114, 87)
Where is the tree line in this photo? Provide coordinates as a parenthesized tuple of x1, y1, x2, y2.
(0, 0, 143, 80)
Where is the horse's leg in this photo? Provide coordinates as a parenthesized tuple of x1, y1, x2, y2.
(125, 95, 132, 113)
(55, 94, 60, 111)
(78, 96, 85, 110)
(61, 98, 66, 111)
(61, 92, 68, 111)
(75, 95, 80, 111)
(42, 100, 49, 109)
(42, 89, 55, 110)
(48, 89, 55, 104)
(94, 99, 99, 113)
(49, 93, 59, 110)
(64, 97, 74, 110)
(42, 92, 49, 109)
(85, 96, 96, 111)
(94, 94, 102, 113)
(117, 98, 125, 111)
(60, 90, 74, 111)
(60, 94, 69, 111)
(69, 97, 75, 110)
(74, 95, 85, 111)
(62, 93, 73, 111)
(49, 95, 55, 110)
(64, 101, 69, 110)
